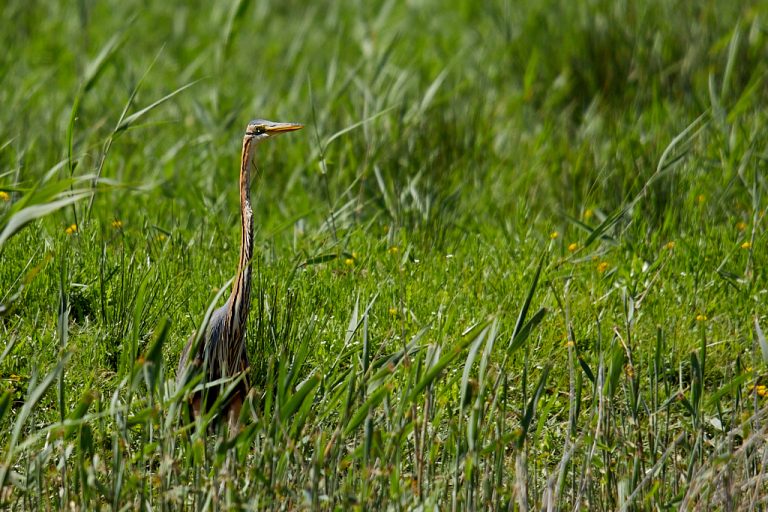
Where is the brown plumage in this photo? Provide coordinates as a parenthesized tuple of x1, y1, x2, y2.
(177, 119, 303, 427)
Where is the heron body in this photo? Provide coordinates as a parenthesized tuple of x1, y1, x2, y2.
(177, 119, 303, 426)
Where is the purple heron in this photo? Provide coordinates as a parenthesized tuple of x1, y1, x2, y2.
(177, 119, 303, 427)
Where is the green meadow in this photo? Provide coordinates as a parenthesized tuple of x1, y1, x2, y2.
(1, 0, 767, 509)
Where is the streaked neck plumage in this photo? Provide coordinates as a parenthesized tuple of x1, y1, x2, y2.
(223, 135, 255, 369)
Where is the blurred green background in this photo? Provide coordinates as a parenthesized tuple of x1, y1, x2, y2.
(1, 0, 767, 508)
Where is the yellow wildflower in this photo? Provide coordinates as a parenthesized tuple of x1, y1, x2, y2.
(736, 221, 747, 232)
(111, 219, 123, 229)
(597, 261, 609, 273)
(0, 191, 9, 202)
(583, 209, 593, 220)
(388, 307, 398, 316)
(549, 231, 559, 240)
(344, 258, 354, 266)
(156, 234, 166, 242)
(741, 241, 752, 250)
(696, 194, 705, 204)
(755, 385, 768, 397)
(568, 242, 578, 252)
(665, 241, 675, 250)
(696, 314, 707, 322)
(388, 246, 399, 255)
(65, 224, 77, 235)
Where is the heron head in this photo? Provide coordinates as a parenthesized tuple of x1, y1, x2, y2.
(245, 119, 303, 141)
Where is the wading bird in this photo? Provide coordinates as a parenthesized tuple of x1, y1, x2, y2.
(177, 119, 303, 428)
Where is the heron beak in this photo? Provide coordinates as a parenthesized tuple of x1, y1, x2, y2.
(265, 122, 304, 134)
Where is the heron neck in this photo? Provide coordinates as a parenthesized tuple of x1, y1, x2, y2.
(227, 136, 255, 343)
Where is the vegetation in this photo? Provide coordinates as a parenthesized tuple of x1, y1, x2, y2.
(1, 0, 767, 509)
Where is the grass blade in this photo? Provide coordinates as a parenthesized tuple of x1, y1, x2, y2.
(116, 80, 201, 134)
(508, 253, 546, 354)
(279, 374, 320, 422)
(519, 363, 552, 448)
(755, 316, 768, 366)
(408, 320, 490, 403)
(0, 191, 92, 249)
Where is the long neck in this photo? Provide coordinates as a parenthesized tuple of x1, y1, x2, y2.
(225, 136, 255, 347)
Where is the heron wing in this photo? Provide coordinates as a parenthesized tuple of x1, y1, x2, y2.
(177, 305, 228, 384)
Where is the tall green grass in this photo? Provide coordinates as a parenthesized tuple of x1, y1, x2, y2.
(1, 0, 767, 509)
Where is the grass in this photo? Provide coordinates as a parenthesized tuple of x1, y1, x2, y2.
(1, 0, 767, 509)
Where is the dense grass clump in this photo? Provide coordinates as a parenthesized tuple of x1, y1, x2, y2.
(1, 0, 767, 509)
